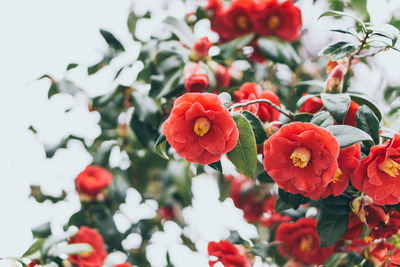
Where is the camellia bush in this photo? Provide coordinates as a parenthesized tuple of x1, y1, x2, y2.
(15, 0, 400, 266)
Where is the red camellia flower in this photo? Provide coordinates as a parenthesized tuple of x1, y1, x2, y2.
(183, 63, 210, 93)
(208, 240, 252, 267)
(68, 226, 107, 267)
(28, 260, 41, 267)
(342, 212, 364, 241)
(320, 143, 361, 198)
(234, 83, 280, 122)
(299, 95, 359, 126)
(275, 218, 334, 265)
(162, 93, 238, 165)
(249, 41, 267, 63)
(324, 65, 345, 93)
(351, 134, 400, 205)
(253, 0, 302, 42)
(190, 37, 213, 60)
(370, 209, 400, 239)
(367, 241, 400, 267)
(259, 195, 291, 228)
(263, 122, 339, 200)
(158, 205, 176, 220)
(223, 0, 256, 40)
(75, 165, 113, 201)
(113, 263, 133, 267)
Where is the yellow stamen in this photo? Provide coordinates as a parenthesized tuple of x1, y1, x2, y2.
(86, 176, 98, 182)
(237, 15, 249, 30)
(290, 147, 311, 168)
(332, 169, 343, 183)
(299, 235, 313, 252)
(378, 158, 400, 178)
(193, 117, 211, 137)
(267, 15, 280, 31)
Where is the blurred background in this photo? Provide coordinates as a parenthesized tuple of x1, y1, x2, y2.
(1, 0, 400, 265)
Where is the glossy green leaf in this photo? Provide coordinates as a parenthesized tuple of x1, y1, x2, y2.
(258, 37, 301, 70)
(318, 10, 366, 32)
(310, 111, 335, 128)
(319, 41, 357, 61)
(278, 188, 310, 210)
(321, 195, 351, 216)
(321, 93, 351, 124)
(326, 125, 373, 148)
(100, 29, 125, 51)
(163, 16, 194, 47)
(132, 91, 160, 128)
(274, 194, 292, 212)
(226, 113, 257, 177)
(154, 134, 169, 160)
(294, 113, 313, 122)
(349, 93, 382, 121)
(152, 69, 183, 98)
(317, 211, 349, 247)
(209, 160, 223, 173)
(242, 111, 267, 145)
(356, 105, 380, 145)
(67, 63, 78, 71)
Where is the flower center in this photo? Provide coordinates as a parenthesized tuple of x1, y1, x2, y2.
(299, 235, 313, 252)
(332, 168, 343, 183)
(236, 15, 249, 30)
(267, 15, 280, 31)
(193, 117, 211, 137)
(290, 147, 311, 168)
(378, 158, 400, 178)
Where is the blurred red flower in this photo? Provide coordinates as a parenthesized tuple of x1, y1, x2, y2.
(191, 37, 213, 60)
(162, 93, 238, 164)
(183, 63, 210, 93)
(75, 166, 113, 201)
(208, 240, 251, 267)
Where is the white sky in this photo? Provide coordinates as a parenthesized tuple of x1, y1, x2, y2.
(1, 0, 400, 266)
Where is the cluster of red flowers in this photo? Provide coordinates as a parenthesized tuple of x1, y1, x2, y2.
(207, 0, 302, 43)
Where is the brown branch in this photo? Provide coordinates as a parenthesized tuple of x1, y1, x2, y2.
(353, 46, 390, 59)
(229, 99, 295, 120)
(347, 30, 370, 71)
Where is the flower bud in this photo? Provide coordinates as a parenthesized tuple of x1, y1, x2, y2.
(351, 195, 389, 228)
(190, 37, 213, 61)
(183, 62, 210, 92)
(265, 121, 283, 138)
(207, 61, 230, 88)
(324, 65, 345, 93)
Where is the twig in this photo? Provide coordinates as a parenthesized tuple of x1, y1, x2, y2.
(353, 46, 390, 59)
(347, 30, 370, 71)
(229, 99, 296, 120)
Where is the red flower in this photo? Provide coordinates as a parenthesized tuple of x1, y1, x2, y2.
(162, 93, 238, 165)
(253, 0, 302, 42)
(298, 95, 323, 114)
(183, 63, 210, 93)
(208, 240, 251, 267)
(75, 166, 113, 201)
(68, 227, 107, 267)
(259, 195, 291, 228)
(227, 174, 267, 222)
(158, 206, 176, 220)
(324, 65, 345, 93)
(234, 83, 280, 122)
(263, 122, 339, 200)
(299, 94, 359, 126)
(113, 263, 133, 267)
(351, 134, 400, 205)
(368, 242, 400, 267)
(28, 260, 41, 267)
(275, 218, 334, 265)
(249, 41, 267, 63)
(190, 37, 213, 61)
(320, 143, 361, 198)
(208, 61, 230, 88)
(223, 0, 256, 40)
(342, 212, 364, 241)
(370, 209, 400, 239)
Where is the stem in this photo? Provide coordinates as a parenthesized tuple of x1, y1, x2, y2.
(229, 99, 295, 120)
(353, 46, 390, 59)
(347, 30, 370, 71)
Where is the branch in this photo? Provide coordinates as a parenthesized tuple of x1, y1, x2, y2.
(353, 46, 390, 59)
(347, 30, 370, 71)
(229, 99, 295, 120)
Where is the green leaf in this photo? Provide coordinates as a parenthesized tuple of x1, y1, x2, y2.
(131, 91, 160, 128)
(321, 195, 351, 216)
(328, 0, 344, 12)
(278, 188, 310, 210)
(154, 134, 169, 160)
(326, 125, 373, 148)
(100, 29, 125, 51)
(356, 105, 380, 145)
(319, 41, 357, 61)
(30, 185, 67, 204)
(127, 11, 141, 40)
(152, 69, 183, 98)
(66, 63, 78, 71)
(317, 211, 349, 247)
(349, 0, 369, 20)
(251, 242, 270, 258)
(349, 93, 382, 121)
(163, 16, 194, 47)
(242, 111, 267, 145)
(274, 194, 292, 212)
(226, 113, 257, 177)
(219, 34, 254, 59)
(310, 111, 335, 127)
(22, 238, 45, 257)
(39, 75, 81, 99)
(294, 113, 313, 122)
(318, 10, 366, 32)
(320, 93, 351, 124)
(209, 160, 223, 173)
(324, 253, 347, 267)
(258, 37, 301, 70)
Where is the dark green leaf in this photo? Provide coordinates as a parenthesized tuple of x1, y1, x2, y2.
(32, 222, 52, 239)
(127, 11, 141, 40)
(310, 111, 335, 127)
(278, 188, 310, 210)
(274, 194, 292, 212)
(328, 0, 344, 12)
(294, 113, 313, 122)
(321, 93, 351, 124)
(326, 125, 373, 148)
(251, 242, 269, 258)
(152, 69, 183, 98)
(163, 16, 194, 47)
(88, 61, 105, 75)
(349, 93, 382, 121)
(209, 160, 223, 173)
(257, 170, 274, 183)
(356, 105, 380, 145)
(321, 195, 351, 216)
(242, 111, 267, 145)
(22, 238, 46, 257)
(319, 41, 357, 61)
(100, 29, 125, 51)
(226, 113, 257, 177)
(324, 253, 347, 267)
(131, 91, 160, 128)
(67, 63, 78, 71)
(219, 34, 254, 59)
(317, 211, 349, 247)
(30, 185, 67, 203)
(154, 134, 169, 160)
(258, 37, 301, 70)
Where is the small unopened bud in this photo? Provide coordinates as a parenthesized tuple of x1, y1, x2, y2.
(190, 37, 213, 61)
(207, 61, 230, 88)
(183, 62, 209, 92)
(324, 65, 345, 93)
(265, 121, 283, 138)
